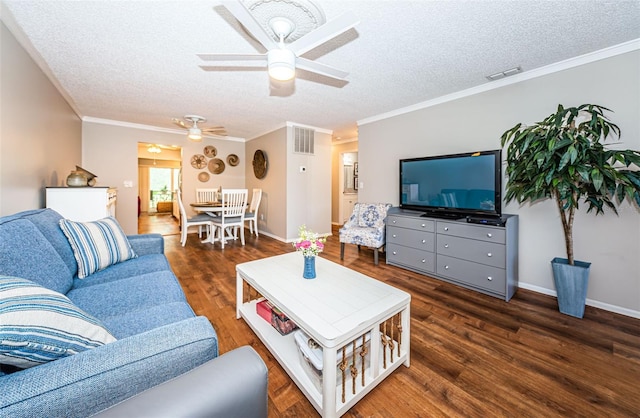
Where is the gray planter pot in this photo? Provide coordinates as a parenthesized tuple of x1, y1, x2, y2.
(551, 257, 591, 318)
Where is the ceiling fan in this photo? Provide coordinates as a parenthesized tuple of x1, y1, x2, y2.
(198, 0, 359, 82)
(172, 115, 227, 142)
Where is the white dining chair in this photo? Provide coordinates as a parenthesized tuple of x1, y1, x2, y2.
(196, 188, 218, 203)
(195, 188, 219, 234)
(177, 189, 214, 247)
(244, 188, 262, 237)
(210, 189, 248, 249)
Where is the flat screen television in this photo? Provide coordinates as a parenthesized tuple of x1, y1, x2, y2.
(399, 150, 502, 219)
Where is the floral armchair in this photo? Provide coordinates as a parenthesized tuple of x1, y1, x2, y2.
(339, 203, 393, 265)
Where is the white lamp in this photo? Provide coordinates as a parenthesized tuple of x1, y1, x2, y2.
(268, 49, 296, 81)
(188, 127, 202, 142)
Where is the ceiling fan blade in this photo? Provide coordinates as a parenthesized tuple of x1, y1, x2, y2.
(203, 130, 228, 136)
(172, 119, 187, 129)
(296, 57, 349, 80)
(198, 53, 266, 62)
(222, 0, 277, 50)
(288, 11, 359, 56)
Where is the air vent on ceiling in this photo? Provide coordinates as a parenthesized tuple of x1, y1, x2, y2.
(486, 66, 522, 81)
(293, 126, 315, 155)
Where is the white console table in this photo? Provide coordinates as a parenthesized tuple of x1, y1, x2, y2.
(46, 187, 117, 221)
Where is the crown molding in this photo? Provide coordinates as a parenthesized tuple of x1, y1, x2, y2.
(332, 137, 358, 145)
(358, 38, 640, 127)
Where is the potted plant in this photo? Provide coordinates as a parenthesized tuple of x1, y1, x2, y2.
(500, 104, 640, 318)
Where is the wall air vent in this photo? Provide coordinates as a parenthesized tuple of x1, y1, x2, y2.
(293, 126, 315, 155)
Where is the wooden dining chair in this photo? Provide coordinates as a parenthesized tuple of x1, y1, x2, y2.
(177, 189, 214, 246)
(244, 188, 262, 237)
(210, 189, 248, 249)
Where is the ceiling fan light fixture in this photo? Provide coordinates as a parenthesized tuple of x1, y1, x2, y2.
(147, 144, 161, 154)
(268, 49, 296, 81)
(188, 127, 203, 142)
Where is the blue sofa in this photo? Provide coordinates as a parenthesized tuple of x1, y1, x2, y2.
(0, 209, 267, 417)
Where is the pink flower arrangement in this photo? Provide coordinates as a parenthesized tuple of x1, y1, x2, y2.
(293, 225, 326, 257)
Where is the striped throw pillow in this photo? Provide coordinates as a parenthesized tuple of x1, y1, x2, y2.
(0, 276, 116, 369)
(59, 217, 137, 279)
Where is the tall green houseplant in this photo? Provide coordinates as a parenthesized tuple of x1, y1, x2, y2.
(500, 104, 640, 317)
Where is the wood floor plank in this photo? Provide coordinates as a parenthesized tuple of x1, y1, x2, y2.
(139, 214, 640, 417)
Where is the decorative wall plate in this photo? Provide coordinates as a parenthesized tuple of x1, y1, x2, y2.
(198, 172, 210, 182)
(252, 149, 267, 179)
(208, 158, 225, 174)
(204, 145, 217, 158)
(227, 154, 240, 166)
(191, 154, 207, 169)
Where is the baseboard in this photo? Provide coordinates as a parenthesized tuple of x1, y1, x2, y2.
(519, 283, 640, 319)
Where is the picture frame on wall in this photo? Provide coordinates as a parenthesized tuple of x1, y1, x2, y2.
(354, 162, 358, 176)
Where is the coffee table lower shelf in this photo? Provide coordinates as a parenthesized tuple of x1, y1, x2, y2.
(239, 300, 408, 417)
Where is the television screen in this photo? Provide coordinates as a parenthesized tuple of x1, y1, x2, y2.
(399, 150, 502, 218)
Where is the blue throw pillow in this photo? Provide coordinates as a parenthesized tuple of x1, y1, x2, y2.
(59, 217, 137, 279)
(0, 276, 116, 369)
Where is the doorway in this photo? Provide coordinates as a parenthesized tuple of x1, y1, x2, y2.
(340, 152, 358, 224)
(137, 143, 182, 235)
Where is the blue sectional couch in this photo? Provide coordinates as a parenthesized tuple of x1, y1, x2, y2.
(0, 209, 267, 417)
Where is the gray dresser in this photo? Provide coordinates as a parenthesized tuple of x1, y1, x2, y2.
(386, 207, 518, 301)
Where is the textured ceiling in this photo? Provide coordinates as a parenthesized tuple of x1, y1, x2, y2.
(2, 0, 639, 141)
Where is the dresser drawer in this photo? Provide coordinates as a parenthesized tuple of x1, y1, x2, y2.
(387, 216, 435, 232)
(437, 221, 505, 244)
(387, 244, 435, 273)
(437, 255, 506, 294)
(436, 234, 505, 268)
(387, 226, 434, 252)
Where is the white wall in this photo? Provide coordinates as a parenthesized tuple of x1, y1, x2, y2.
(0, 22, 81, 215)
(82, 120, 244, 234)
(358, 48, 640, 316)
(245, 125, 333, 241)
(286, 126, 332, 239)
(245, 128, 288, 240)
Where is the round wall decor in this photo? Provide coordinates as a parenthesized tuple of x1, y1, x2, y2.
(204, 145, 217, 158)
(227, 154, 240, 166)
(252, 149, 268, 179)
(198, 172, 210, 182)
(208, 158, 225, 174)
(191, 154, 207, 169)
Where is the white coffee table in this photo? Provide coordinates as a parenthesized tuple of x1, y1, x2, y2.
(236, 252, 411, 417)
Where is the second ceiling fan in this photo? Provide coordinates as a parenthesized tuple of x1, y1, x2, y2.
(173, 115, 226, 142)
(198, 0, 359, 82)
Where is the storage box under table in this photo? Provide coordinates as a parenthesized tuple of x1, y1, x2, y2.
(294, 329, 371, 393)
(271, 305, 297, 335)
(256, 299, 272, 323)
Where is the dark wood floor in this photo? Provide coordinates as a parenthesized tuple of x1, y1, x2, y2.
(139, 213, 640, 417)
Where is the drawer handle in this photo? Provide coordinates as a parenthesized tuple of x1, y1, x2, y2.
(421, 239, 426, 243)
(392, 220, 396, 224)
(393, 234, 397, 238)
(421, 259, 426, 263)
(393, 251, 397, 255)
(487, 233, 493, 238)
(487, 253, 492, 257)
(421, 223, 426, 228)
(487, 276, 493, 281)
(444, 265, 449, 270)
(444, 244, 449, 248)
(444, 227, 449, 231)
